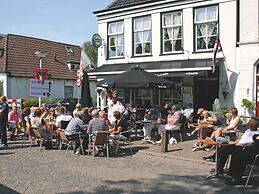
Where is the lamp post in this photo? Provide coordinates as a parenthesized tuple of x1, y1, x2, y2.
(35, 51, 48, 107)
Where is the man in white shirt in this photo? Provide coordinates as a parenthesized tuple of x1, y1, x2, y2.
(109, 98, 127, 124)
(217, 118, 259, 173)
(55, 107, 73, 129)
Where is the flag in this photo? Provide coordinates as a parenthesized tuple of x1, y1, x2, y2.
(212, 36, 223, 73)
(79, 49, 91, 78)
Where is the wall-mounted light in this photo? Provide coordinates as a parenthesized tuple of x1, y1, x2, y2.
(0, 49, 4, 57)
(222, 87, 229, 100)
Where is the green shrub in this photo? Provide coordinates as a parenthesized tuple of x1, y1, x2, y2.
(24, 97, 54, 108)
(241, 98, 256, 110)
(91, 97, 97, 107)
(220, 107, 230, 117)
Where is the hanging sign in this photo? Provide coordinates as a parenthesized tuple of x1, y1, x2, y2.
(92, 33, 102, 48)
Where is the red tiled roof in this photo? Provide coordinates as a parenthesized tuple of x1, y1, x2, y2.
(3, 34, 81, 80)
(0, 36, 7, 72)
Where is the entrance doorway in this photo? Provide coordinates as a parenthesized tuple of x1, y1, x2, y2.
(194, 79, 219, 112)
(256, 75, 259, 117)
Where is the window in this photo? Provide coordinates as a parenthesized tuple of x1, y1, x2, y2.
(108, 21, 124, 58)
(194, 5, 218, 51)
(162, 11, 182, 53)
(133, 16, 151, 55)
(66, 47, 74, 55)
(64, 86, 73, 98)
(135, 89, 152, 107)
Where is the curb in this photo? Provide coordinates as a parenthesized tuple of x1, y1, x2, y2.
(138, 149, 214, 166)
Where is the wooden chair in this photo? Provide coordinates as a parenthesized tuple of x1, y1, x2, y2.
(30, 127, 44, 151)
(115, 128, 133, 156)
(91, 131, 109, 158)
(58, 130, 73, 154)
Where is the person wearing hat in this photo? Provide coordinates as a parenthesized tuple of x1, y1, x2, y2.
(197, 108, 204, 116)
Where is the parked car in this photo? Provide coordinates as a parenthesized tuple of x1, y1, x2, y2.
(47, 98, 81, 114)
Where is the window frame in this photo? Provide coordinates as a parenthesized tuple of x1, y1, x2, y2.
(64, 86, 73, 99)
(161, 10, 183, 54)
(133, 15, 152, 56)
(107, 20, 125, 59)
(194, 5, 219, 51)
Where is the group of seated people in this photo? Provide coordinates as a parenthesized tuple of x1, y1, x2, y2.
(3, 100, 132, 155)
(187, 106, 259, 186)
(140, 102, 194, 144)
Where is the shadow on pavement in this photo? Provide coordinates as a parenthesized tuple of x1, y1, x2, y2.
(0, 184, 20, 194)
(0, 152, 15, 156)
(59, 173, 259, 194)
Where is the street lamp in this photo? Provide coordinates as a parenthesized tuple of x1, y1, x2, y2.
(35, 51, 48, 107)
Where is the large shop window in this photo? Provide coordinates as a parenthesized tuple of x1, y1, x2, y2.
(133, 16, 151, 55)
(194, 5, 218, 51)
(135, 89, 152, 108)
(162, 11, 182, 53)
(108, 21, 124, 58)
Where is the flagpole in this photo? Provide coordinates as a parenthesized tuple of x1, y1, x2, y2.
(78, 86, 80, 103)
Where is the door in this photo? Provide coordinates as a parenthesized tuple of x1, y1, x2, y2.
(194, 79, 219, 112)
(256, 75, 259, 117)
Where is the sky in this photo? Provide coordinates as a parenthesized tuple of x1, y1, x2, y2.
(1, 0, 112, 46)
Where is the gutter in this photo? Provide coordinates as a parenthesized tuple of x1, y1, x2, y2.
(88, 67, 212, 76)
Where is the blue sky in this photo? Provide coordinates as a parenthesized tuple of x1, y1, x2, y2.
(1, 0, 112, 46)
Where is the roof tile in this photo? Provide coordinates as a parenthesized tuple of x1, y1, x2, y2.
(5, 34, 81, 80)
(105, 0, 164, 10)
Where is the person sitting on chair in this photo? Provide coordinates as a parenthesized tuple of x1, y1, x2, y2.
(142, 106, 161, 142)
(156, 106, 180, 144)
(64, 111, 88, 155)
(55, 107, 73, 129)
(216, 118, 259, 176)
(190, 110, 217, 139)
(88, 109, 108, 135)
(210, 107, 241, 141)
(8, 103, 21, 140)
(108, 111, 129, 148)
(225, 133, 259, 185)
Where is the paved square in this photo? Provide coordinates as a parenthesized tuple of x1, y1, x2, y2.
(0, 142, 258, 194)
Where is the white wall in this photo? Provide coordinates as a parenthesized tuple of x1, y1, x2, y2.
(235, 0, 259, 114)
(97, 0, 236, 66)
(7, 77, 77, 99)
(96, 0, 259, 112)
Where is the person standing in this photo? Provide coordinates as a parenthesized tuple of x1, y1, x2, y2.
(0, 96, 9, 148)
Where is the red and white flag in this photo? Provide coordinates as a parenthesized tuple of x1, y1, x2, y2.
(212, 36, 223, 74)
(79, 49, 91, 76)
(76, 49, 91, 87)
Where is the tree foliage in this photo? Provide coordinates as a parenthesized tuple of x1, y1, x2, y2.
(82, 41, 98, 68)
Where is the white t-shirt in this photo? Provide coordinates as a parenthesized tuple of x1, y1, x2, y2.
(109, 102, 127, 124)
(237, 129, 259, 145)
(55, 114, 73, 128)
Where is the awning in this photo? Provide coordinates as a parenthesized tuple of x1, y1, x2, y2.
(88, 59, 213, 77)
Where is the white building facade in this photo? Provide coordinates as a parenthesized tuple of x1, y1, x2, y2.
(91, 0, 259, 115)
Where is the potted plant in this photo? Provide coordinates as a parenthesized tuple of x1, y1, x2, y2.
(241, 98, 256, 118)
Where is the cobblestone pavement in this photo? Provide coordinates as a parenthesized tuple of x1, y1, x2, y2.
(0, 142, 258, 194)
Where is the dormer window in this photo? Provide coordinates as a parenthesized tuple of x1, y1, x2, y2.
(67, 61, 79, 72)
(66, 47, 74, 55)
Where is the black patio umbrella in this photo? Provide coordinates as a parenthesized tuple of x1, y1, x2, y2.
(81, 69, 92, 107)
(97, 66, 173, 88)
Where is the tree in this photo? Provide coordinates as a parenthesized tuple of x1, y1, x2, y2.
(82, 41, 98, 68)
